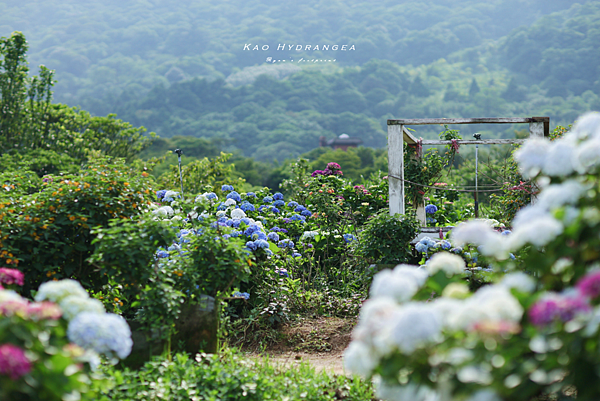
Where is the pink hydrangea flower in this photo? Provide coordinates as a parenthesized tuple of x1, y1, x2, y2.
(529, 293, 590, 326)
(576, 270, 600, 299)
(0, 268, 24, 286)
(0, 344, 31, 380)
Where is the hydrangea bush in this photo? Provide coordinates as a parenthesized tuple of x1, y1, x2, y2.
(345, 113, 600, 400)
(1, 274, 129, 400)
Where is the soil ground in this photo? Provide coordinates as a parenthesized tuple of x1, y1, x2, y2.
(244, 316, 356, 375)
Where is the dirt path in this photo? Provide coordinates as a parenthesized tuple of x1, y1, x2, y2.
(244, 316, 355, 375)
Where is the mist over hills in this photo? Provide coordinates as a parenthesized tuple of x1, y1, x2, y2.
(1, 0, 599, 160)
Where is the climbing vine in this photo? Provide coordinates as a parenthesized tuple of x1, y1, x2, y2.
(404, 125, 461, 207)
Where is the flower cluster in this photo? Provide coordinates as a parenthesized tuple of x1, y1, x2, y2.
(0, 344, 31, 380)
(311, 162, 343, 177)
(0, 268, 24, 287)
(67, 312, 132, 359)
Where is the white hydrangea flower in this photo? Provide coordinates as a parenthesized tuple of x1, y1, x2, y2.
(451, 220, 496, 247)
(393, 265, 429, 287)
(224, 198, 237, 207)
(301, 231, 319, 240)
(230, 208, 246, 220)
(447, 286, 523, 331)
(574, 136, 600, 174)
(35, 279, 89, 303)
(163, 190, 178, 199)
(171, 215, 182, 222)
(0, 289, 25, 303)
(388, 303, 442, 354)
(357, 297, 398, 326)
(451, 221, 509, 259)
(499, 272, 536, 293)
(425, 252, 465, 276)
(543, 136, 578, 177)
(466, 389, 503, 401)
(152, 206, 174, 217)
(511, 204, 548, 228)
(514, 137, 551, 179)
(509, 215, 563, 250)
(343, 341, 377, 377)
(535, 180, 587, 211)
(571, 111, 600, 141)
(67, 312, 132, 359)
(374, 378, 440, 401)
(215, 210, 226, 218)
(59, 295, 105, 321)
(370, 268, 420, 303)
(442, 282, 470, 298)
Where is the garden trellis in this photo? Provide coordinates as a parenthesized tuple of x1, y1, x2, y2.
(387, 117, 550, 226)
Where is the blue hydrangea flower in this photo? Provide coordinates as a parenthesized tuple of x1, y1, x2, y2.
(245, 241, 258, 251)
(301, 209, 311, 217)
(292, 252, 302, 258)
(273, 192, 284, 200)
(509, 253, 516, 260)
(426, 217, 437, 224)
(415, 242, 428, 253)
(290, 214, 306, 223)
(245, 192, 256, 198)
(287, 201, 299, 208)
(273, 199, 285, 208)
(278, 239, 295, 249)
(450, 247, 463, 253)
(425, 204, 438, 214)
(270, 226, 281, 232)
(295, 205, 307, 213)
(343, 234, 357, 243)
(217, 202, 227, 211)
(226, 191, 242, 202)
(501, 230, 512, 236)
(265, 249, 273, 256)
(252, 232, 268, 241)
(240, 218, 251, 226)
(440, 240, 451, 250)
(267, 232, 280, 242)
(222, 234, 231, 240)
(271, 207, 280, 214)
(156, 250, 169, 258)
(240, 201, 255, 212)
(221, 184, 234, 192)
(255, 239, 269, 249)
(276, 268, 289, 277)
(156, 190, 167, 200)
(67, 312, 132, 359)
(263, 196, 273, 203)
(205, 192, 217, 200)
(233, 291, 250, 300)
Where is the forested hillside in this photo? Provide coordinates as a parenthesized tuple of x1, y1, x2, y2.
(1, 0, 599, 162)
(0, 0, 589, 114)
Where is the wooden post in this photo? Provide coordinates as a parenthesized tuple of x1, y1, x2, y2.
(403, 127, 426, 225)
(388, 124, 404, 215)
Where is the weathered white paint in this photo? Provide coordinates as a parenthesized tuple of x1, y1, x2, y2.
(388, 124, 404, 215)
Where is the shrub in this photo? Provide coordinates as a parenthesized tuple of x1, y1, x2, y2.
(355, 210, 420, 265)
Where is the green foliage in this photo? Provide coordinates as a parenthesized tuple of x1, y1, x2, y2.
(355, 209, 420, 265)
(157, 152, 243, 197)
(405, 126, 461, 208)
(181, 226, 252, 298)
(0, 32, 155, 164)
(0, 158, 155, 296)
(96, 350, 374, 401)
